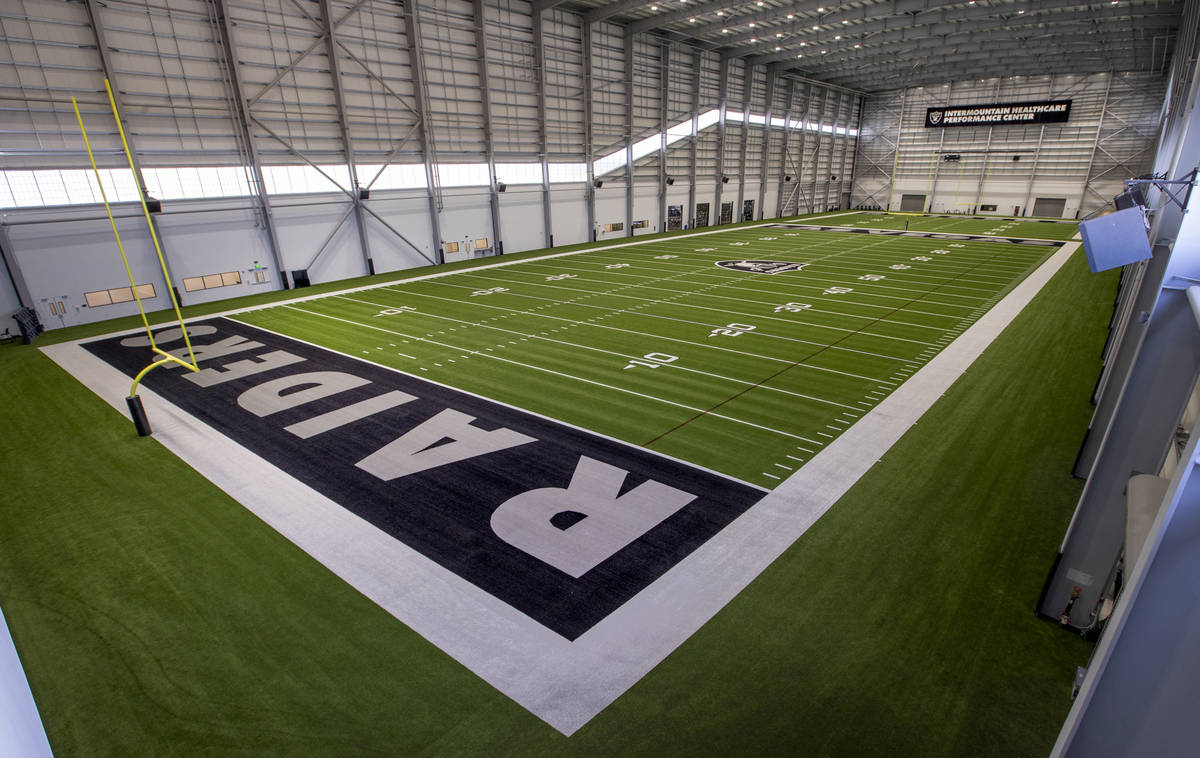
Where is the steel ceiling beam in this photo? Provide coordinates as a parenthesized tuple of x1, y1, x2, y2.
(682, 0, 1164, 46)
(211, 0, 289, 289)
(784, 40, 1150, 77)
(82, 0, 182, 293)
(472, 0, 503, 255)
(318, 0, 372, 275)
(586, 0, 656, 25)
(809, 48, 1149, 88)
(402, 0, 445, 264)
(629, 0, 766, 35)
(742, 12, 1178, 64)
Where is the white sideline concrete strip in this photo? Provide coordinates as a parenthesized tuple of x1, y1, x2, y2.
(40, 240, 1077, 737)
(0, 607, 54, 757)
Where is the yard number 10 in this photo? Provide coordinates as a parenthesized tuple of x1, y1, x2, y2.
(623, 353, 678, 370)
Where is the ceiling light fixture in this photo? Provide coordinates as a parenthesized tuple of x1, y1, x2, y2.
(797, 53, 804, 58)
(817, 6, 825, 11)
(716, 10, 723, 15)
(749, 21, 756, 27)
(786, 13, 794, 19)
(775, 46, 782, 50)
(750, 37, 757, 42)
(722, 27, 729, 33)
(812, 25, 820, 30)
(854, 43, 861, 48)
(689, 16, 696, 22)
(776, 32, 783, 37)
(649, 3, 657, 8)
(834, 34, 841, 39)
(842, 19, 849, 24)
(821, 49, 828, 53)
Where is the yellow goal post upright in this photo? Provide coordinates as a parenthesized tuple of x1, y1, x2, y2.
(71, 79, 199, 436)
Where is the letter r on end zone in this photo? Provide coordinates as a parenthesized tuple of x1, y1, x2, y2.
(490, 456, 698, 578)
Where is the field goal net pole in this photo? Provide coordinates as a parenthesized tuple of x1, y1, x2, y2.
(72, 79, 199, 436)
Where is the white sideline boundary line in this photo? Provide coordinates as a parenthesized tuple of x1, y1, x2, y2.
(41, 232, 1077, 737)
(0, 607, 53, 758)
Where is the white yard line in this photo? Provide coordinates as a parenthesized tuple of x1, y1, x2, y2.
(283, 303, 825, 445)
(334, 293, 865, 411)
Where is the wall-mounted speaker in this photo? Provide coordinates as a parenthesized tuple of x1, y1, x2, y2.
(594, 179, 604, 189)
(784, 175, 792, 182)
(721, 176, 729, 184)
(1080, 206, 1152, 273)
(496, 182, 507, 193)
(358, 188, 370, 200)
(665, 176, 674, 186)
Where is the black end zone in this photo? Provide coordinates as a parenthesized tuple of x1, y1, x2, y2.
(83, 319, 763, 639)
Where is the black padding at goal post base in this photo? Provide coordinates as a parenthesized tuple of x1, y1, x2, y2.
(126, 395, 152, 437)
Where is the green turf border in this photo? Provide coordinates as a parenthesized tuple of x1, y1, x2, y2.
(1, 220, 1102, 757)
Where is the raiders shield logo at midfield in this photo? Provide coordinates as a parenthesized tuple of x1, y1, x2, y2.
(716, 259, 809, 275)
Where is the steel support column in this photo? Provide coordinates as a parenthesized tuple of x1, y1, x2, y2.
(319, 0, 372, 273)
(847, 93, 864, 209)
(810, 88, 827, 214)
(533, 7, 554, 247)
(1078, 74, 1113, 217)
(1019, 74, 1058, 216)
(403, 0, 444, 263)
(757, 64, 776, 221)
(472, 0, 503, 254)
(83, 0, 184, 292)
(776, 79, 795, 218)
(736, 61, 753, 222)
(688, 52, 700, 226)
(658, 42, 669, 232)
(885, 89, 906, 211)
(714, 53, 731, 223)
(927, 82, 953, 212)
(583, 21, 596, 241)
(794, 82, 814, 214)
(211, 0, 289, 288)
(624, 31, 635, 237)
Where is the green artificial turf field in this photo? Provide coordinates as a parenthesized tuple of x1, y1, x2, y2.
(830, 211, 1080, 240)
(0, 214, 1106, 756)
(233, 222, 1055, 487)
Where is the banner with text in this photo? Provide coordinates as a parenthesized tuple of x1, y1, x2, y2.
(925, 100, 1072, 128)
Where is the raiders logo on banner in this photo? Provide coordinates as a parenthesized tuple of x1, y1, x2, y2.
(716, 260, 808, 275)
(925, 99, 1072, 128)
